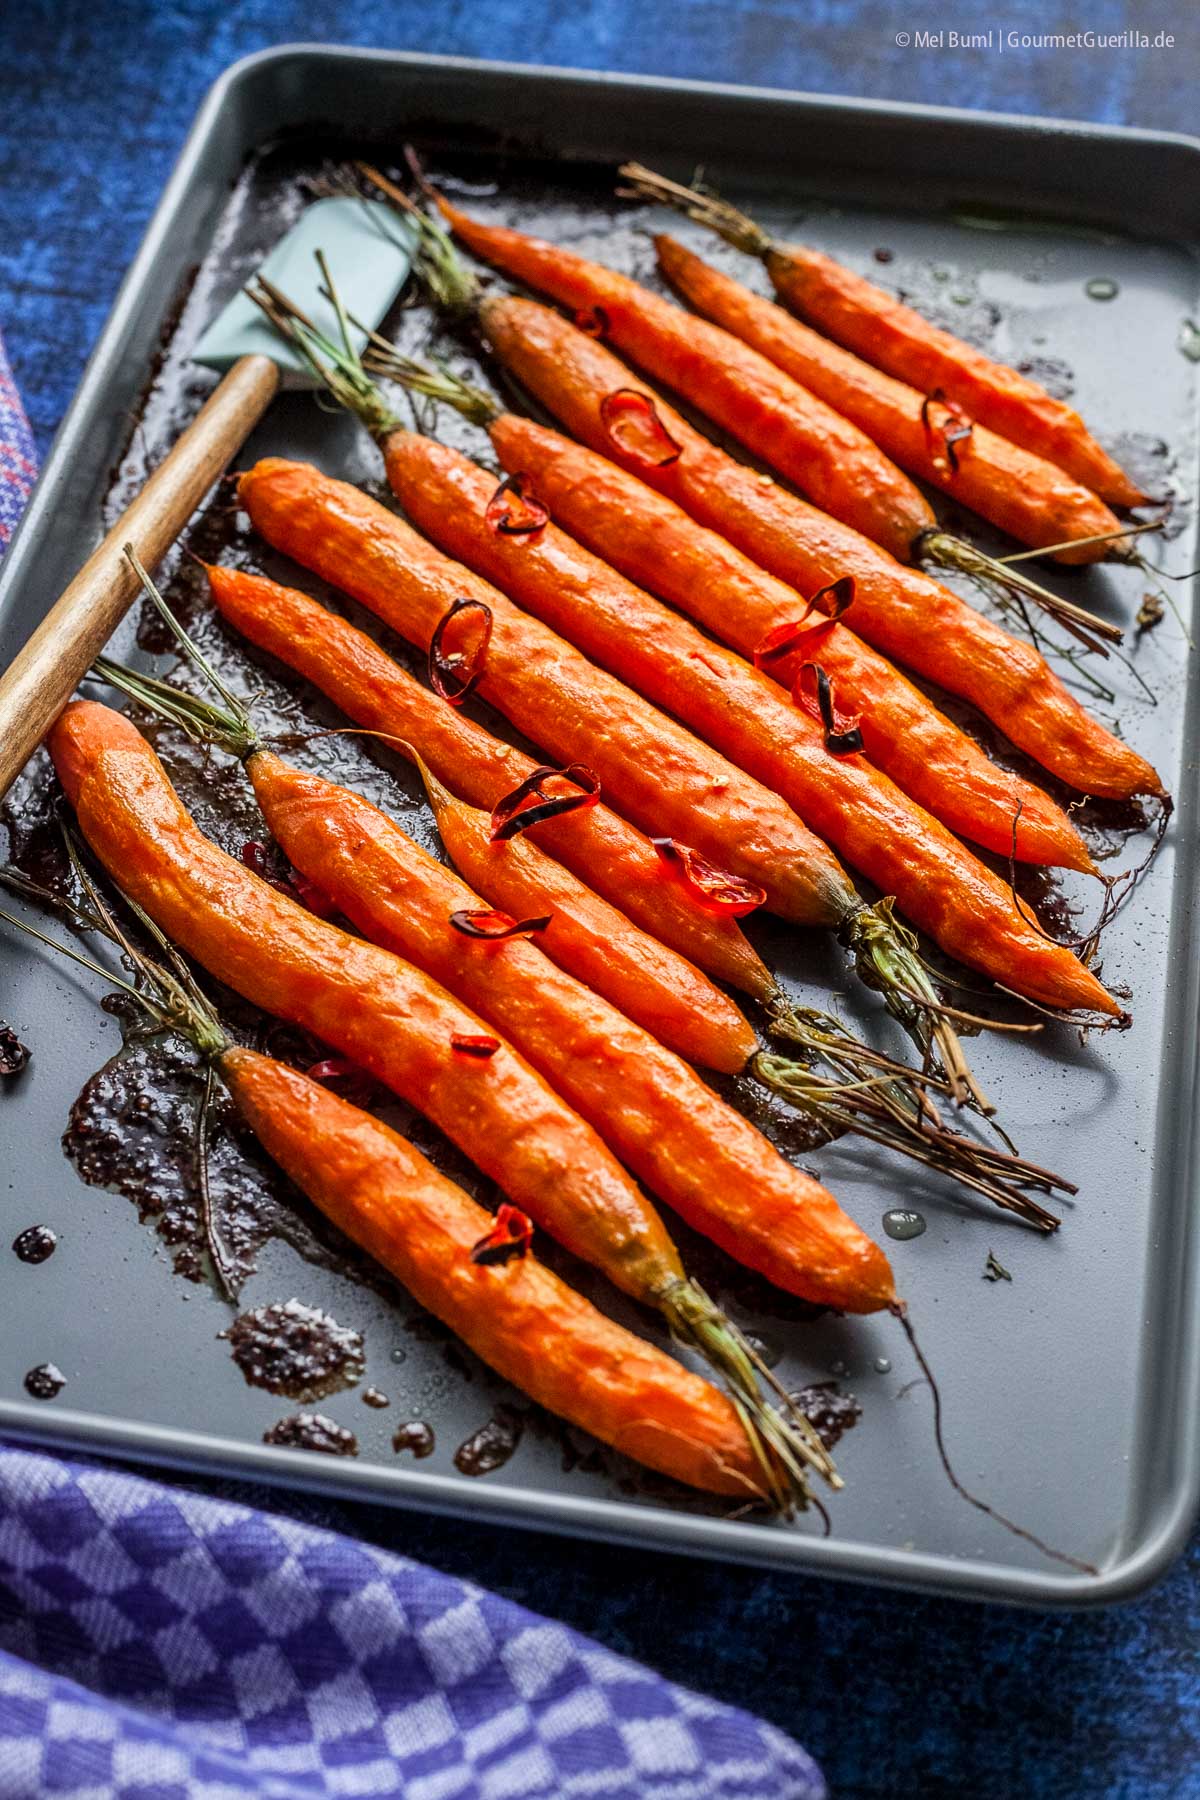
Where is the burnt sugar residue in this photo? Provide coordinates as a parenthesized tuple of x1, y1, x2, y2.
(225, 1299, 366, 1401)
(12, 1225, 57, 1264)
(791, 1381, 863, 1451)
(24, 1363, 66, 1401)
(393, 1421, 435, 1459)
(454, 1406, 525, 1477)
(263, 1412, 359, 1456)
(0, 1023, 30, 1079)
(362, 1386, 390, 1409)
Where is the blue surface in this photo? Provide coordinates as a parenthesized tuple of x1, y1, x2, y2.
(2, 4, 1199, 1796)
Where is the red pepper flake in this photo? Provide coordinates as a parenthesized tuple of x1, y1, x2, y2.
(306, 1057, 380, 1107)
(470, 1204, 534, 1266)
(920, 388, 974, 474)
(795, 664, 864, 755)
(449, 909, 551, 941)
(599, 389, 683, 469)
(753, 577, 856, 667)
(574, 305, 610, 338)
(651, 838, 766, 917)
(451, 1033, 501, 1058)
(489, 764, 601, 842)
(429, 598, 493, 705)
(485, 472, 550, 538)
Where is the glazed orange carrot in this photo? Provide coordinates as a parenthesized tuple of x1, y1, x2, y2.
(236, 459, 852, 933)
(481, 410, 1092, 872)
(392, 184, 928, 565)
(229, 1048, 767, 1497)
(655, 233, 1122, 565)
(243, 747, 893, 1311)
(374, 428, 1117, 1019)
(205, 564, 772, 1008)
(471, 293, 1162, 801)
(619, 167, 1146, 510)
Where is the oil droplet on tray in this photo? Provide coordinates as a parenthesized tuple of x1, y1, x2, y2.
(1085, 278, 1119, 301)
(1179, 319, 1200, 363)
(874, 1357, 892, 1374)
(882, 1208, 927, 1241)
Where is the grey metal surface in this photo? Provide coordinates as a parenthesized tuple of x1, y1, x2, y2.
(1, 47, 1198, 1607)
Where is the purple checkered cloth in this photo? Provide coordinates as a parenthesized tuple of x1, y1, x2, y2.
(0, 331, 825, 1799)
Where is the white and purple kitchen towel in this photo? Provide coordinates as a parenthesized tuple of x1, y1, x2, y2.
(0, 332, 825, 1800)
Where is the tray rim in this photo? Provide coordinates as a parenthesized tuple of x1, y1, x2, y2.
(3, 41, 1200, 1610)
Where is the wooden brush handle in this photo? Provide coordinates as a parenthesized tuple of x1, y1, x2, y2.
(0, 352, 280, 801)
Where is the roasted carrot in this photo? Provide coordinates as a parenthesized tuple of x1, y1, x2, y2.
(238, 746, 894, 1311)
(229, 1050, 770, 1497)
(469, 292, 1162, 802)
(477, 408, 1092, 872)
(0, 886, 773, 1500)
(205, 564, 772, 1011)
(619, 166, 1147, 511)
(370, 426, 1117, 1019)
(654, 233, 1123, 565)
(422, 183, 935, 565)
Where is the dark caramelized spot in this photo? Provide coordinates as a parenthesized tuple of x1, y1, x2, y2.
(263, 1412, 359, 1456)
(0, 1023, 30, 1079)
(791, 1381, 862, 1451)
(454, 1406, 524, 1475)
(393, 1420, 436, 1458)
(24, 1363, 66, 1401)
(226, 1300, 366, 1401)
(12, 1225, 57, 1265)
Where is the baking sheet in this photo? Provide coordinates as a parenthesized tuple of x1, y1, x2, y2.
(1, 48, 1199, 1605)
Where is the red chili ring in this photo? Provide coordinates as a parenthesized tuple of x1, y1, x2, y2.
(599, 389, 683, 469)
(489, 764, 601, 842)
(429, 598, 494, 705)
(448, 909, 552, 941)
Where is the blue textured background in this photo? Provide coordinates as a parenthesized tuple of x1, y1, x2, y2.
(3, 4, 1198, 1796)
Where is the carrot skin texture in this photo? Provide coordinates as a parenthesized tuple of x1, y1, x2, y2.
(658, 235, 1121, 565)
(479, 295, 1163, 802)
(487, 412, 1094, 873)
(764, 242, 1147, 510)
(237, 459, 855, 930)
(223, 1047, 763, 1497)
(384, 432, 1117, 1018)
(435, 195, 934, 563)
(49, 703, 684, 1304)
(249, 754, 893, 1311)
(205, 564, 774, 1002)
(429, 783, 757, 1073)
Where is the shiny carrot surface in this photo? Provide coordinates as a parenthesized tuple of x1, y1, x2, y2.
(764, 238, 1146, 509)
(236, 459, 857, 931)
(486, 410, 1093, 872)
(49, 702, 687, 1304)
(206, 564, 773, 1004)
(478, 294, 1162, 801)
(658, 235, 1122, 565)
(382, 430, 1117, 1018)
(434, 193, 935, 563)
(225, 1046, 765, 1497)
(249, 752, 893, 1311)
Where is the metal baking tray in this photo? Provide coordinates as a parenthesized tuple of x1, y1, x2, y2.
(2, 46, 1199, 1607)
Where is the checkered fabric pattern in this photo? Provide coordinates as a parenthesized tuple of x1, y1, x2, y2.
(0, 330, 824, 1799)
(0, 1443, 825, 1799)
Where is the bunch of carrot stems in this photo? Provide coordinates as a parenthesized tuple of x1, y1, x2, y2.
(12, 151, 1168, 1558)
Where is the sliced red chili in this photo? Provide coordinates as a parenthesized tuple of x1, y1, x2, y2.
(429, 598, 493, 705)
(651, 838, 766, 918)
(753, 577, 856, 667)
(485, 472, 550, 538)
(574, 304, 610, 338)
(796, 663, 865, 755)
(489, 764, 601, 842)
(599, 389, 683, 469)
(450, 1033, 501, 1058)
(470, 1204, 534, 1267)
(449, 909, 551, 940)
(920, 388, 974, 474)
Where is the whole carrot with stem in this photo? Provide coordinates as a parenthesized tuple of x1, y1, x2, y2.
(619, 164, 1146, 510)
(236, 452, 989, 1101)
(101, 598, 1070, 1233)
(376, 161, 1131, 630)
(406, 281, 1160, 802)
(0, 885, 778, 1503)
(49, 697, 879, 1493)
(652, 230, 1127, 570)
